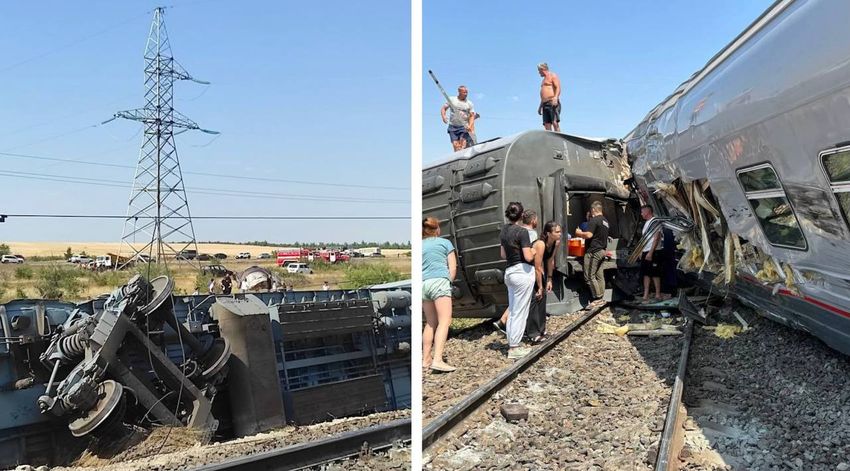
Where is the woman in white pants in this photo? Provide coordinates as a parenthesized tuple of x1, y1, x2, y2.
(500, 202, 536, 359)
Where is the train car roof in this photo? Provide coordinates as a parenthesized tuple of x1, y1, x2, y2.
(423, 130, 616, 171)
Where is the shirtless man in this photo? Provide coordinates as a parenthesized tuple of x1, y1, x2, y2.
(537, 63, 561, 132)
(441, 85, 475, 151)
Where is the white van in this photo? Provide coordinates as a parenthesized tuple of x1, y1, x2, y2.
(286, 263, 313, 274)
(95, 256, 113, 269)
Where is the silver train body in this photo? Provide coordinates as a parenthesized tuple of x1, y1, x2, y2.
(625, 0, 850, 354)
(423, 131, 639, 317)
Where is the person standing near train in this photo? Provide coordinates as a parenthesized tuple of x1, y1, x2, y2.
(422, 217, 458, 373)
(526, 221, 561, 343)
(500, 202, 536, 359)
(494, 209, 539, 333)
(640, 205, 664, 302)
(574, 201, 609, 309)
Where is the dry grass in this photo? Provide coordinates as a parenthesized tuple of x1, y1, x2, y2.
(3, 241, 409, 259)
(0, 244, 410, 302)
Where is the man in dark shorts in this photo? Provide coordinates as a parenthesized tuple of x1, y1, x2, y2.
(575, 201, 609, 308)
(537, 62, 561, 132)
(640, 205, 663, 301)
(440, 85, 475, 151)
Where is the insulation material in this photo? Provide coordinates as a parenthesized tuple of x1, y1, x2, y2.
(755, 257, 782, 283)
(723, 231, 735, 285)
(713, 323, 743, 339)
(782, 263, 800, 296)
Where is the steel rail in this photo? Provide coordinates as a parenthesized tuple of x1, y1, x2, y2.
(655, 320, 694, 471)
(422, 303, 607, 449)
(188, 418, 410, 471)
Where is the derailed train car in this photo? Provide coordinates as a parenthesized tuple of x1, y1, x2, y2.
(625, 0, 850, 354)
(0, 277, 411, 468)
(423, 130, 640, 317)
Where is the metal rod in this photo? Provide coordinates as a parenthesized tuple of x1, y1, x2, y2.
(655, 319, 694, 471)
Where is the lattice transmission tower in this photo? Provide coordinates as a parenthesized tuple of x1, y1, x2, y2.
(106, 7, 217, 270)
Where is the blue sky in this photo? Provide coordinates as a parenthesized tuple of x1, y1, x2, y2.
(423, 0, 774, 163)
(0, 0, 410, 244)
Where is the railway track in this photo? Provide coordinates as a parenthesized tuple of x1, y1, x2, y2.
(654, 320, 694, 471)
(188, 418, 410, 471)
(423, 303, 607, 450)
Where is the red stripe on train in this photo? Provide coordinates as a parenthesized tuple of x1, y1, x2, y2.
(739, 274, 850, 319)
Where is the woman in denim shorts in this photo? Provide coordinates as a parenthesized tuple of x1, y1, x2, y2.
(422, 217, 457, 372)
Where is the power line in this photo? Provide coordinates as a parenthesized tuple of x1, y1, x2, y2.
(0, 170, 408, 204)
(0, 150, 407, 191)
(0, 214, 408, 220)
(0, 11, 151, 74)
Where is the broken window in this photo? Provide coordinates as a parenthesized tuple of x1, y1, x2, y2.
(821, 148, 850, 230)
(736, 164, 807, 250)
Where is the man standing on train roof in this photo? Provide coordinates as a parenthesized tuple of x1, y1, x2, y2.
(574, 201, 609, 309)
(441, 85, 475, 152)
(537, 62, 561, 132)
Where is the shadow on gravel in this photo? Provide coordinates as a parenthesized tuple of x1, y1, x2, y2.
(449, 321, 497, 342)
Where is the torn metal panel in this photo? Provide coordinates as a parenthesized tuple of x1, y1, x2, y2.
(624, 0, 850, 356)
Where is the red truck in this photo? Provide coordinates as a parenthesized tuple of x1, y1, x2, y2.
(275, 248, 310, 266)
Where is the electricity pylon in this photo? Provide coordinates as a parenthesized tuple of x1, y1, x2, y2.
(106, 7, 218, 270)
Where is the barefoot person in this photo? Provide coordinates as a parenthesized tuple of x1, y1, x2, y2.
(526, 221, 561, 343)
(640, 205, 663, 301)
(537, 62, 561, 132)
(440, 85, 475, 152)
(575, 201, 609, 308)
(422, 217, 458, 372)
(500, 202, 536, 359)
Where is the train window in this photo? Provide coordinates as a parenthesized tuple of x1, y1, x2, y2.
(736, 164, 807, 250)
(820, 148, 850, 229)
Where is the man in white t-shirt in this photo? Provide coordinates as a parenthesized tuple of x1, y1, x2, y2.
(440, 85, 475, 152)
(640, 205, 663, 301)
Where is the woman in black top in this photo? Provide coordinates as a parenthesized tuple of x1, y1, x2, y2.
(526, 221, 562, 343)
(499, 202, 536, 359)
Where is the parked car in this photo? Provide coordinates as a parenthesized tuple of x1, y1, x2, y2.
(286, 263, 313, 274)
(197, 253, 212, 261)
(257, 253, 272, 259)
(177, 250, 197, 260)
(67, 254, 91, 264)
(1, 255, 23, 264)
(201, 264, 230, 276)
(350, 251, 366, 258)
(236, 252, 251, 259)
(214, 253, 227, 260)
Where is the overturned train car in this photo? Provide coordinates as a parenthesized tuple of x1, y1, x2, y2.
(625, 0, 850, 354)
(423, 130, 640, 317)
(0, 278, 411, 468)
